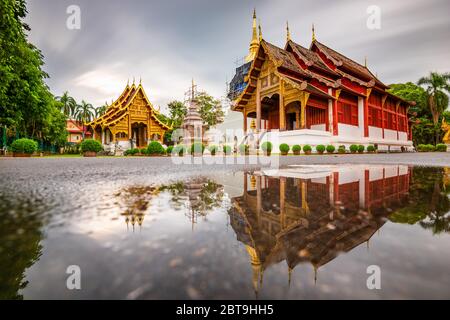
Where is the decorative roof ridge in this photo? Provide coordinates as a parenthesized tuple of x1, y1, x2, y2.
(310, 40, 342, 66)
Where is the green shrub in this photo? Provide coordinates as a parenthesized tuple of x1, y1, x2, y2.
(261, 141, 273, 153)
(303, 145, 312, 153)
(292, 144, 301, 154)
(279, 143, 290, 155)
(80, 139, 103, 153)
(208, 145, 218, 155)
(239, 144, 249, 154)
(166, 145, 174, 155)
(174, 145, 186, 156)
(11, 138, 38, 154)
(191, 142, 205, 154)
(426, 144, 435, 152)
(338, 145, 346, 154)
(326, 145, 335, 153)
(316, 145, 325, 154)
(349, 144, 358, 153)
(436, 144, 447, 152)
(367, 145, 376, 153)
(223, 145, 232, 155)
(139, 148, 148, 155)
(358, 145, 365, 153)
(147, 141, 165, 155)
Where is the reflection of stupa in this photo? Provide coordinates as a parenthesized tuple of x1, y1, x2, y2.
(181, 80, 207, 147)
(229, 166, 411, 294)
(117, 186, 156, 231)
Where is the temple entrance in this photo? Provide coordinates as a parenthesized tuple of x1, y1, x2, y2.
(286, 113, 296, 130)
(131, 123, 148, 148)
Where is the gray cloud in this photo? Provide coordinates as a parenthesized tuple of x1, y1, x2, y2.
(25, 0, 450, 112)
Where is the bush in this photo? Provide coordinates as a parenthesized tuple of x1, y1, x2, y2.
(124, 148, 139, 156)
(261, 141, 273, 153)
(64, 143, 80, 155)
(166, 145, 174, 155)
(208, 145, 218, 156)
(174, 145, 186, 156)
(11, 138, 38, 154)
(349, 144, 358, 153)
(426, 144, 435, 152)
(436, 144, 447, 152)
(316, 145, 325, 154)
(358, 145, 365, 153)
(292, 144, 301, 155)
(367, 145, 376, 153)
(80, 139, 103, 153)
(303, 145, 312, 153)
(239, 144, 249, 154)
(147, 141, 165, 155)
(338, 145, 346, 154)
(191, 142, 205, 155)
(223, 145, 232, 155)
(139, 148, 147, 155)
(279, 143, 290, 155)
(326, 145, 335, 153)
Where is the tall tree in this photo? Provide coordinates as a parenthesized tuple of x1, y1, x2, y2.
(56, 91, 77, 118)
(167, 100, 187, 128)
(417, 72, 450, 144)
(95, 103, 108, 118)
(196, 92, 224, 129)
(74, 101, 94, 139)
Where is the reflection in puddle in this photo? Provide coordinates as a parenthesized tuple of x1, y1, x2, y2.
(0, 165, 449, 299)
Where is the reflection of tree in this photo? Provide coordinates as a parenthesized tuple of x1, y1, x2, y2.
(117, 186, 158, 229)
(389, 167, 450, 235)
(0, 197, 44, 299)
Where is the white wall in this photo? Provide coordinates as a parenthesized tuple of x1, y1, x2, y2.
(310, 124, 326, 131)
(338, 124, 361, 138)
(369, 126, 383, 139)
(384, 129, 397, 140)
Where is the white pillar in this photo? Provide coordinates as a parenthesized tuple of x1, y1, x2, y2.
(101, 129, 105, 144)
(358, 97, 364, 137)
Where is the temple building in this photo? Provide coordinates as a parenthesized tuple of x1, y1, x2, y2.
(228, 165, 411, 294)
(230, 11, 413, 151)
(86, 80, 171, 152)
(66, 119, 91, 143)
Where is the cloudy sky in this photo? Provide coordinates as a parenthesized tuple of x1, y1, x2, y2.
(26, 0, 450, 113)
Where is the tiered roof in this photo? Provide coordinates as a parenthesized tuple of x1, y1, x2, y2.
(86, 82, 171, 130)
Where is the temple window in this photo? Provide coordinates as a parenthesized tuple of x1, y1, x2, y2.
(261, 76, 268, 88)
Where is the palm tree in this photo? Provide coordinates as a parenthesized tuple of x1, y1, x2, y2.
(95, 103, 108, 118)
(74, 100, 95, 139)
(417, 72, 450, 144)
(56, 91, 77, 118)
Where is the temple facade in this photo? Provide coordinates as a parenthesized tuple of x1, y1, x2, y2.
(230, 12, 413, 152)
(86, 81, 171, 152)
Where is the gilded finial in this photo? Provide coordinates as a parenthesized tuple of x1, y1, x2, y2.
(286, 21, 291, 42)
(139, 77, 142, 84)
(312, 23, 316, 42)
(253, 8, 256, 19)
(127, 78, 129, 86)
(258, 19, 262, 42)
(288, 266, 293, 287)
(133, 76, 135, 85)
(364, 56, 367, 68)
(245, 9, 259, 62)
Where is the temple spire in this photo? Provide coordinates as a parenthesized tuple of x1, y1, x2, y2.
(312, 23, 316, 42)
(245, 9, 259, 62)
(258, 19, 262, 42)
(286, 21, 291, 42)
(364, 56, 368, 68)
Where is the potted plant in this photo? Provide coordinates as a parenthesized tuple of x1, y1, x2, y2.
(292, 144, 301, 155)
(316, 144, 325, 154)
(279, 143, 290, 155)
(350, 144, 358, 154)
(147, 141, 165, 156)
(358, 145, 365, 153)
(261, 141, 273, 156)
(208, 145, 218, 156)
(303, 144, 312, 155)
(11, 138, 38, 157)
(223, 145, 232, 155)
(367, 145, 376, 153)
(239, 144, 249, 155)
(191, 142, 205, 156)
(326, 145, 335, 154)
(80, 139, 103, 157)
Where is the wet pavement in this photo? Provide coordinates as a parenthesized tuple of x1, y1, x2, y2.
(0, 158, 449, 299)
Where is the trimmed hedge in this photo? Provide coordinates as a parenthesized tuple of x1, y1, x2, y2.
(338, 145, 346, 154)
(166, 145, 174, 155)
(80, 139, 103, 153)
(239, 144, 249, 154)
(358, 145, 365, 153)
(292, 145, 301, 155)
(174, 145, 186, 156)
(261, 141, 273, 153)
(11, 138, 38, 154)
(316, 144, 325, 154)
(147, 141, 165, 155)
(367, 145, 376, 153)
(436, 144, 448, 152)
(350, 144, 358, 153)
(303, 145, 312, 153)
(279, 143, 290, 155)
(191, 142, 205, 154)
(326, 145, 335, 153)
(208, 145, 218, 156)
(223, 145, 232, 155)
